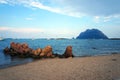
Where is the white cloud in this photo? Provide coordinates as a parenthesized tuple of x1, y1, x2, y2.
(28, 1, 83, 17)
(0, 27, 77, 38)
(25, 17, 33, 20)
(0, 27, 44, 33)
(30, 1, 60, 13)
(0, 0, 83, 17)
(0, 0, 7, 4)
(103, 16, 111, 22)
(1, 0, 120, 18)
(113, 15, 120, 18)
(0, 27, 9, 30)
(93, 15, 116, 23)
(94, 16, 100, 23)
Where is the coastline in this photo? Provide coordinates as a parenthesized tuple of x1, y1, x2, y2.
(0, 53, 118, 69)
(0, 54, 120, 80)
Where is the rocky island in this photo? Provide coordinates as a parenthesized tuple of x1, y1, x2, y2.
(76, 29, 108, 39)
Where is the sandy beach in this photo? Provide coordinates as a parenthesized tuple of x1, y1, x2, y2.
(0, 54, 120, 80)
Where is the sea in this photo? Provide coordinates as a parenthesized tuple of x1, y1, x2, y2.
(0, 39, 120, 68)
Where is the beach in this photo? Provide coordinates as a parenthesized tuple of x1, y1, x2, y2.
(0, 54, 120, 80)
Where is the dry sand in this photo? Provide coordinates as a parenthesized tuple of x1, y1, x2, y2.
(0, 54, 120, 80)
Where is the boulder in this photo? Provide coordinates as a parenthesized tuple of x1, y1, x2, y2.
(17, 46, 24, 54)
(3, 47, 10, 54)
(15, 43, 21, 52)
(63, 46, 74, 58)
(36, 48, 42, 54)
(40, 45, 53, 57)
(22, 43, 28, 49)
(46, 52, 53, 57)
(9, 42, 32, 56)
(23, 48, 31, 54)
(10, 42, 16, 50)
(32, 50, 37, 56)
(32, 48, 42, 56)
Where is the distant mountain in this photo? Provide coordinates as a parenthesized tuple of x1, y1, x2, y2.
(76, 29, 108, 39)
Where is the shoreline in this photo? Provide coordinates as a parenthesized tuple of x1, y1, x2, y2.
(0, 53, 119, 69)
(0, 54, 120, 80)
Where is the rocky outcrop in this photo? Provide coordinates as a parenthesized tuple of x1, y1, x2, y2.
(76, 29, 108, 39)
(40, 45, 53, 57)
(63, 46, 74, 58)
(4, 42, 74, 58)
(4, 42, 32, 57)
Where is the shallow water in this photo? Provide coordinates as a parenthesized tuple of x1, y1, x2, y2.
(0, 39, 120, 68)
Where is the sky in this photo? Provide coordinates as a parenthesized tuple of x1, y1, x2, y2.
(0, 0, 120, 38)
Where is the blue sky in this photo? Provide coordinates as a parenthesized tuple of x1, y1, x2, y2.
(0, 0, 120, 38)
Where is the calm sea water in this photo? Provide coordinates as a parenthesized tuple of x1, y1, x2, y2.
(0, 39, 120, 68)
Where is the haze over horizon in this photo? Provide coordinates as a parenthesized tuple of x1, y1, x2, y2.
(0, 0, 120, 38)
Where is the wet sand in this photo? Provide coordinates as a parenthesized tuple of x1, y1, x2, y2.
(0, 54, 120, 80)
